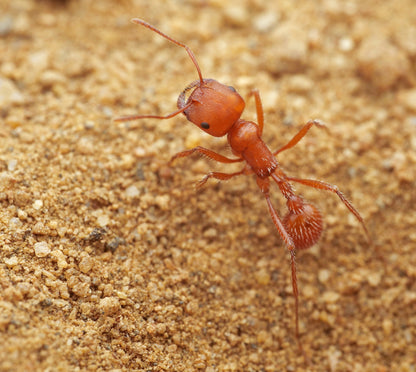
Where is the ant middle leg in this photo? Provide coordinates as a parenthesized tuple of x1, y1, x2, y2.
(196, 165, 252, 188)
(273, 119, 328, 156)
(169, 146, 243, 166)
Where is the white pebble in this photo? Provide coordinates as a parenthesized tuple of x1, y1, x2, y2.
(4, 256, 18, 267)
(0, 77, 24, 106)
(7, 159, 17, 171)
(125, 185, 140, 199)
(224, 6, 249, 27)
(97, 214, 110, 227)
(338, 37, 354, 52)
(134, 147, 147, 157)
(254, 12, 278, 32)
(34, 241, 51, 257)
(9, 217, 22, 229)
(322, 291, 340, 304)
(318, 269, 331, 283)
(33, 199, 43, 210)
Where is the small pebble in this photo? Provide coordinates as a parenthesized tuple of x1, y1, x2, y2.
(185, 131, 203, 149)
(32, 221, 49, 235)
(185, 300, 198, 315)
(4, 256, 18, 267)
(97, 214, 110, 227)
(223, 6, 249, 27)
(9, 217, 22, 229)
(193, 356, 207, 369)
(255, 225, 269, 238)
(79, 255, 94, 273)
(303, 285, 316, 299)
(33, 199, 43, 210)
(134, 146, 147, 157)
(76, 137, 95, 155)
(40, 70, 66, 88)
(338, 37, 354, 52)
(263, 23, 308, 74)
(99, 297, 120, 316)
(125, 185, 140, 199)
(203, 227, 218, 239)
(257, 330, 269, 344)
(7, 159, 17, 171)
(318, 269, 331, 283)
(17, 209, 28, 220)
(34, 241, 51, 257)
(27, 51, 50, 82)
(51, 250, 68, 269)
(398, 88, 416, 112)
(146, 323, 156, 335)
(70, 280, 91, 298)
(166, 344, 177, 353)
(154, 194, 170, 210)
(253, 12, 278, 33)
(0, 77, 24, 106)
(255, 268, 271, 286)
(356, 36, 410, 91)
(382, 318, 393, 336)
(367, 272, 382, 287)
(155, 323, 167, 335)
(0, 15, 14, 36)
(322, 291, 340, 304)
(286, 75, 313, 94)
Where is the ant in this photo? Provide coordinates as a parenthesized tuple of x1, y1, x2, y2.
(116, 18, 370, 358)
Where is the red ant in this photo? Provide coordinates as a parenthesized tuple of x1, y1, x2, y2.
(116, 18, 370, 357)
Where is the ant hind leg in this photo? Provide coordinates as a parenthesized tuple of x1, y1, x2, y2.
(286, 176, 370, 242)
(256, 177, 306, 358)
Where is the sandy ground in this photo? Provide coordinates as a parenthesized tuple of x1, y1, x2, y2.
(1, 0, 416, 371)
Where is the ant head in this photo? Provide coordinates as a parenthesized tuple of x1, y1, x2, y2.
(178, 79, 245, 137)
(116, 20, 245, 136)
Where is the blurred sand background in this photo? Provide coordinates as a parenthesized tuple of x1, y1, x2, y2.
(0, 0, 415, 371)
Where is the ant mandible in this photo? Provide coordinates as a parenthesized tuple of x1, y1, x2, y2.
(116, 18, 370, 356)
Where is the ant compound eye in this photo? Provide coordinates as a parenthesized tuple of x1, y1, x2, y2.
(228, 85, 236, 92)
(200, 122, 210, 129)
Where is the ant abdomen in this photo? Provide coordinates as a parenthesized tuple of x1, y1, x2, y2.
(283, 199, 323, 250)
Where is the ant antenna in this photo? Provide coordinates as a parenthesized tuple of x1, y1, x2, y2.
(131, 18, 204, 85)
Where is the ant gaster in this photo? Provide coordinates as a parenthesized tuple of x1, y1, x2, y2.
(116, 18, 370, 356)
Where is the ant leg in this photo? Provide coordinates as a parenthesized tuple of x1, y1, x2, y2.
(247, 89, 264, 136)
(273, 119, 328, 156)
(169, 146, 243, 165)
(256, 177, 305, 357)
(196, 166, 252, 188)
(286, 176, 370, 241)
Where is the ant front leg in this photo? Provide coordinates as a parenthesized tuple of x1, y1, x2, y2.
(274, 119, 328, 156)
(169, 146, 243, 166)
